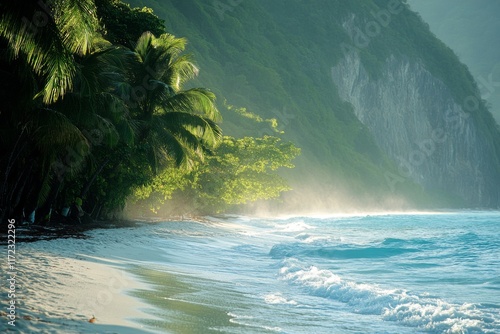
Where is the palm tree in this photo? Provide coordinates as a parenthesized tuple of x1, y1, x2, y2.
(129, 32, 222, 169)
(42, 41, 136, 216)
(74, 32, 224, 218)
(1, 2, 223, 221)
(0, 0, 113, 222)
(0, 0, 99, 103)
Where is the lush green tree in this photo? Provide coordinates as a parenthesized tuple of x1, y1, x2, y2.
(95, 0, 166, 49)
(132, 136, 301, 215)
(1, 1, 223, 222)
(49, 43, 136, 213)
(193, 136, 301, 213)
(0, 41, 136, 222)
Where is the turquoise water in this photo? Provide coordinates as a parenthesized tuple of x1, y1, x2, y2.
(135, 212, 500, 333)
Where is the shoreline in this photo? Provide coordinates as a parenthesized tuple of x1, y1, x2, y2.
(0, 216, 248, 333)
(1, 223, 162, 333)
(0, 214, 215, 244)
(2, 212, 498, 332)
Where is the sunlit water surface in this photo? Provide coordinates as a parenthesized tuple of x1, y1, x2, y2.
(132, 212, 500, 334)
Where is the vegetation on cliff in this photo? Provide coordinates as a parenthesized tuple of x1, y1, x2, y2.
(126, 0, 500, 208)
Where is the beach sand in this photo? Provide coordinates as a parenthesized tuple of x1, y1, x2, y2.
(1, 219, 252, 333)
(1, 224, 160, 333)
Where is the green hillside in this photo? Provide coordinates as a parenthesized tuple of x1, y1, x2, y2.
(125, 0, 500, 210)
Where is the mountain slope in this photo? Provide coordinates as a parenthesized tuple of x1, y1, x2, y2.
(407, 0, 500, 123)
(125, 0, 500, 210)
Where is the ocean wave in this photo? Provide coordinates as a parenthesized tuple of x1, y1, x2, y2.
(274, 220, 316, 232)
(270, 242, 419, 260)
(382, 237, 434, 247)
(227, 312, 283, 332)
(279, 259, 499, 333)
(263, 293, 298, 305)
(294, 233, 341, 244)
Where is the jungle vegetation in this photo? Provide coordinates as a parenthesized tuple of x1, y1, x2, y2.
(0, 0, 300, 224)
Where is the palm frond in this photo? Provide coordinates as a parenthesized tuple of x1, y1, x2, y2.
(98, 45, 134, 71)
(76, 45, 129, 96)
(95, 115, 120, 147)
(0, 6, 76, 103)
(154, 33, 188, 58)
(33, 108, 90, 155)
(114, 118, 136, 146)
(163, 54, 199, 89)
(100, 93, 129, 119)
(146, 128, 184, 171)
(134, 32, 155, 63)
(54, 0, 99, 56)
(162, 88, 222, 121)
(39, 48, 77, 103)
(160, 111, 222, 148)
(1, 1, 100, 103)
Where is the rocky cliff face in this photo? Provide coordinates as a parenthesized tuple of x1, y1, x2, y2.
(332, 53, 500, 207)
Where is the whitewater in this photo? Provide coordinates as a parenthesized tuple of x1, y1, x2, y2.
(3, 211, 499, 333)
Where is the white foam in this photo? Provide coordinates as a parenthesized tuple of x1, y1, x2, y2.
(279, 259, 499, 333)
(227, 312, 254, 320)
(276, 221, 315, 232)
(383, 301, 487, 333)
(263, 293, 298, 305)
(227, 312, 282, 332)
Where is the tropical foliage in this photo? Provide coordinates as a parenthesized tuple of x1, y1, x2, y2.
(0, 0, 104, 222)
(0, 0, 298, 224)
(132, 136, 301, 215)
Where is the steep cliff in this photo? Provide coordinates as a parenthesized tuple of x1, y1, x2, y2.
(333, 53, 500, 206)
(125, 0, 500, 209)
(407, 0, 500, 123)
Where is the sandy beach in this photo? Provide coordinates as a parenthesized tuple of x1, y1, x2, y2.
(1, 218, 250, 334)
(1, 224, 161, 333)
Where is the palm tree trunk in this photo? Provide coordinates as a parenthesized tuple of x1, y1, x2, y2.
(0, 131, 29, 223)
(0, 129, 27, 208)
(37, 175, 65, 224)
(12, 163, 34, 213)
(80, 156, 111, 199)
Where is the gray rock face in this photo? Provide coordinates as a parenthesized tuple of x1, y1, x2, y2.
(332, 53, 500, 207)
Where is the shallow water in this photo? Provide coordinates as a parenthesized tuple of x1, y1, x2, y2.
(131, 211, 500, 333)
